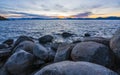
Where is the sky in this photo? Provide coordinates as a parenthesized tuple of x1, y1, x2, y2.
(0, 0, 120, 18)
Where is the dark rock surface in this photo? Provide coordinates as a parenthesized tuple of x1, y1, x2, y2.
(5, 50, 34, 75)
(71, 41, 113, 67)
(34, 61, 118, 75)
(39, 35, 54, 44)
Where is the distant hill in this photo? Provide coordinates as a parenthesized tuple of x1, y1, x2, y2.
(0, 16, 7, 20)
(9, 16, 120, 20)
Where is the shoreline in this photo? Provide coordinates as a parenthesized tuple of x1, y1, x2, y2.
(0, 30, 120, 75)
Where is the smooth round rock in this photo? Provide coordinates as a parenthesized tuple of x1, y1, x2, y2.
(71, 41, 113, 67)
(33, 44, 48, 60)
(5, 50, 34, 75)
(34, 61, 118, 75)
(13, 41, 35, 53)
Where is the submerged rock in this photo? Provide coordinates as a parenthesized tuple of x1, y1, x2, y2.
(39, 35, 54, 44)
(34, 61, 118, 75)
(5, 50, 34, 75)
(71, 41, 113, 67)
(61, 32, 73, 38)
(84, 33, 91, 37)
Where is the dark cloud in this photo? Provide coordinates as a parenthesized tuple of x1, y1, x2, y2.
(72, 12, 92, 18)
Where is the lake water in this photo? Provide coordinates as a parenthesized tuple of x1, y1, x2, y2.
(0, 20, 120, 42)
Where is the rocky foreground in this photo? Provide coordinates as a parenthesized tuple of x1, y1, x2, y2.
(0, 29, 120, 75)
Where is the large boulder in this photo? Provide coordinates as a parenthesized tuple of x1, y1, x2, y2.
(39, 35, 54, 44)
(13, 35, 34, 49)
(54, 43, 74, 62)
(71, 41, 113, 67)
(34, 61, 118, 75)
(5, 50, 34, 75)
(110, 29, 120, 59)
(82, 37, 110, 46)
(33, 44, 48, 61)
(13, 41, 35, 53)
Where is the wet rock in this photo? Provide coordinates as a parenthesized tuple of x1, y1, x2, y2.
(13, 41, 35, 53)
(71, 41, 113, 67)
(84, 33, 91, 37)
(0, 67, 9, 75)
(54, 43, 75, 62)
(5, 50, 34, 75)
(110, 31, 120, 59)
(13, 35, 34, 49)
(51, 43, 61, 51)
(82, 37, 110, 46)
(39, 35, 54, 44)
(47, 48, 56, 62)
(0, 44, 8, 49)
(33, 44, 48, 61)
(61, 32, 73, 38)
(2, 39, 14, 47)
(0, 49, 11, 57)
(34, 61, 118, 75)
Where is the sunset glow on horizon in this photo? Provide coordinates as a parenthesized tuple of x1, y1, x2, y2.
(0, 0, 120, 18)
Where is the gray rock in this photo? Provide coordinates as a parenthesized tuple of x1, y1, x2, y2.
(0, 67, 9, 75)
(13, 35, 34, 49)
(61, 32, 73, 38)
(5, 50, 34, 75)
(39, 35, 54, 44)
(34, 61, 118, 75)
(54, 43, 74, 62)
(51, 43, 61, 51)
(71, 42, 113, 67)
(0, 44, 8, 49)
(0, 49, 11, 57)
(2, 39, 14, 47)
(82, 37, 110, 46)
(33, 44, 48, 61)
(13, 41, 35, 53)
(110, 31, 120, 59)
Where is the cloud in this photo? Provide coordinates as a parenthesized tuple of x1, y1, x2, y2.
(72, 12, 92, 18)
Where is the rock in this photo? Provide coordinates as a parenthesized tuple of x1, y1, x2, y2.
(0, 67, 9, 75)
(13, 35, 34, 49)
(82, 37, 110, 46)
(33, 44, 48, 61)
(0, 44, 8, 49)
(84, 33, 91, 37)
(5, 50, 34, 75)
(2, 39, 14, 47)
(13, 41, 35, 53)
(54, 43, 75, 62)
(34, 61, 118, 75)
(110, 31, 120, 59)
(47, 48, 56, 62)
(39, 35, 54, 44)
(51, 43, 61, 51)
(61, 32, 73, 38)
(71, 42, 113, 67)
(0, 49, 11, 57)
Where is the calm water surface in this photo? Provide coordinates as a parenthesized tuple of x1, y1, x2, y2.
(0, 20, 120, 42)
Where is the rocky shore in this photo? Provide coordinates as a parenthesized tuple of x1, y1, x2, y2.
(0, 29, 120, 75)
